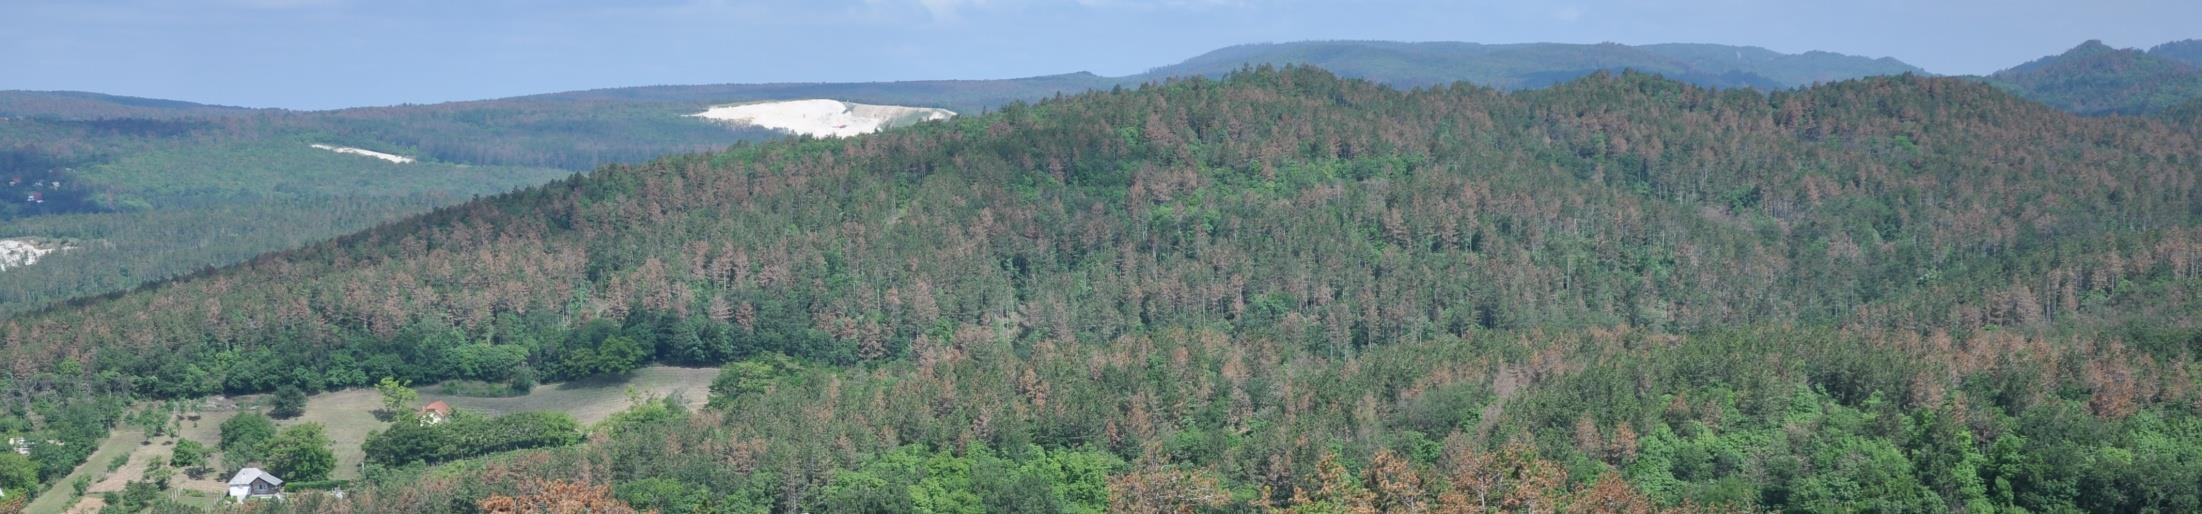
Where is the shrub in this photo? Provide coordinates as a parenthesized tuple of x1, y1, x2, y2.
(268, 386, 308, 420)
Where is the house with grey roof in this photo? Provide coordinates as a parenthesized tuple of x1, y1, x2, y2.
(227, 467, 284, 499)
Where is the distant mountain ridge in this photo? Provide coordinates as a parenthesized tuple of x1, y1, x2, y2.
(1987, 39, 2202, 115)
(511, 72, 1113, 115)
(2, 41, 1920, 119)
(2149, 39, 2202, 67)
(0, 90, 257, 120)
(1137, 40, 1923, 90)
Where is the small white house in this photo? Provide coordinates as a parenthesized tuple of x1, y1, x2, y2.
(418, 400, 453, 425)
(227, 467, 284, 500)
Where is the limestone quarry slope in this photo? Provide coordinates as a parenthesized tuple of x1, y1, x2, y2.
(689, 99, 954, 138)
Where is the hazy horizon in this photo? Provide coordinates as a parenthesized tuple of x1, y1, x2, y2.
(3, 0, 2197, 110)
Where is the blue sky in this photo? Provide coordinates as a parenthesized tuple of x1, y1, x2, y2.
(2, 0, 2196, 109)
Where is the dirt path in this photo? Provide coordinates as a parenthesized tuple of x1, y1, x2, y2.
(84, 442, 148, 494)
(58, 496, 103, 514)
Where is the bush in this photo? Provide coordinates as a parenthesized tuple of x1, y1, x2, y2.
(219, 412, 275, 467)
(0, 453, 35, 497)
(269, 386, 308, 420)
(284, 479, 349, 491)
(709, 354, 802, 409)
(100, 480, 177, 513)
(508, 365, 538, 395)
(170, 439, 208, 469)
(363, 410, 582, 467)
(374, 377, 419, 419)
(262, 423, 335, 482)
(435, 380, 527, 398)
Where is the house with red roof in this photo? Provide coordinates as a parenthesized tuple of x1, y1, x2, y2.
(418, 400, 452, 425)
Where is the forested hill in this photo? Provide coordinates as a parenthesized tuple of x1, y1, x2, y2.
(0, 40, 1930, 320)
(10, 67, 2202, 512)
(2148, 39, 2202, 67)
(1988, 39, 2202, 115)
(1137, 40, 1921, 90)
(0, 90, 257, 120)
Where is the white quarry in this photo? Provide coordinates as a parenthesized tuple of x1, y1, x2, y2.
(688, 99, 955, 138)
(0, 238, 69, 271)
(311, 144, 415, 163)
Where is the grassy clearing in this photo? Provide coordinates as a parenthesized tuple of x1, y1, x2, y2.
(166, 406, 241, 499)
(291, 366, 714, 478)
(42, 402, 245, 513)
(22, 427, 143, 514)
(430, 366, 715, 424)
(25, 365, 718, 510)
(270, 366, 713, 480)
(276, 389, 384, 481)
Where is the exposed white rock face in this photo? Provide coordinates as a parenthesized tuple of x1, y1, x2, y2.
(311, 144, 415, 163)
(0, 238, 69, 271)
(688, 99, 954, 138)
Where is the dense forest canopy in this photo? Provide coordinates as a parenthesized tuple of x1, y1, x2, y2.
(6, 38, 2190, 323)
(4, 67, 2201, 512)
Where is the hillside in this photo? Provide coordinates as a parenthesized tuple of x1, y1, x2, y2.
(1988, 40, 2202, 115)
(7, 68, 2202, 512)
(1139, 40, 1922, 89)
(0, 91, 257, 120)
(2151, 39, 2202, 67)
(0, 112, 580, 316)
(0, 72, 1104, 318)
(514, 71, 1115, 115)
(1638, 43, 1924, 85)
(0, 40, 1931, 319)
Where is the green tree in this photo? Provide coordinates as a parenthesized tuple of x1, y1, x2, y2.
(269, 385, 308, 420)
(0, 452, 38, 499)
(169, 439, 208, 469)
(1791, 436, 1940, 513)
(556, 334, 649, 379)
(614, 478, 709, 514)
(1910, 408, 1992, 512)
(508, 365, 538, 395)
(364, 411, 581, 467)
(597, 335, 649, 375)
(375, 377, 419, 417)
(709, 355, 800, 409)
(262, 423, 335, 482)
(1024, 449, 1120, 514)
(219, 412, 276, 467)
